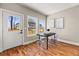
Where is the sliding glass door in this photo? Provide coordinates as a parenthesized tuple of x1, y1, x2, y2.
(27, 16, 46, 37)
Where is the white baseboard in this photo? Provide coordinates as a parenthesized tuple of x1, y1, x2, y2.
(23, 39, 38, 45)
(23, 39, 79, 46)
(58, 39, 79, 46)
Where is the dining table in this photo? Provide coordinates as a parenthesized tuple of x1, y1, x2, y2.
(37, 32, 56, 49)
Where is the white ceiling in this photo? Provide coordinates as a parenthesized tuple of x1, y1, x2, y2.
(21, 3, 79, 15)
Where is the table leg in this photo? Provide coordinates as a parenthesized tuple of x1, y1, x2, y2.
(46, 36, 48, 49)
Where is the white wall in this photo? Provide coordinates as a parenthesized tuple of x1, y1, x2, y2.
(0, 9, 2, 51)
(47, 5, 79, 44)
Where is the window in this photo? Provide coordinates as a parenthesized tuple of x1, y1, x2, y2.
(39, 19, 45, 33)
(8, 16, 20, 31)
(55, 17, 64, 29)
(27, 16, 38, 36)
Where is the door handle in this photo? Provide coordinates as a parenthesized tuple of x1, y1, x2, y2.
(20, 30, 23, 34)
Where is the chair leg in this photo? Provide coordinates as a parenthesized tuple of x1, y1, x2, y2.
(38, 36, 41, 46)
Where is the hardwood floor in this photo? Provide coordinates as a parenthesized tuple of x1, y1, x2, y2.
(0, 40, 79, 56)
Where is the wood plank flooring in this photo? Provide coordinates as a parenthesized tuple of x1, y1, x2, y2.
(0, 40, 79, 56)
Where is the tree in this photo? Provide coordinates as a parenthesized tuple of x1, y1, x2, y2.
(11, 16, 13, 30)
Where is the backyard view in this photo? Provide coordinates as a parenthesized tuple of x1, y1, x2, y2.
(8, 16, 20, 31)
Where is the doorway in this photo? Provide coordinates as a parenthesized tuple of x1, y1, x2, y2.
(3, 10, 24, 50)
